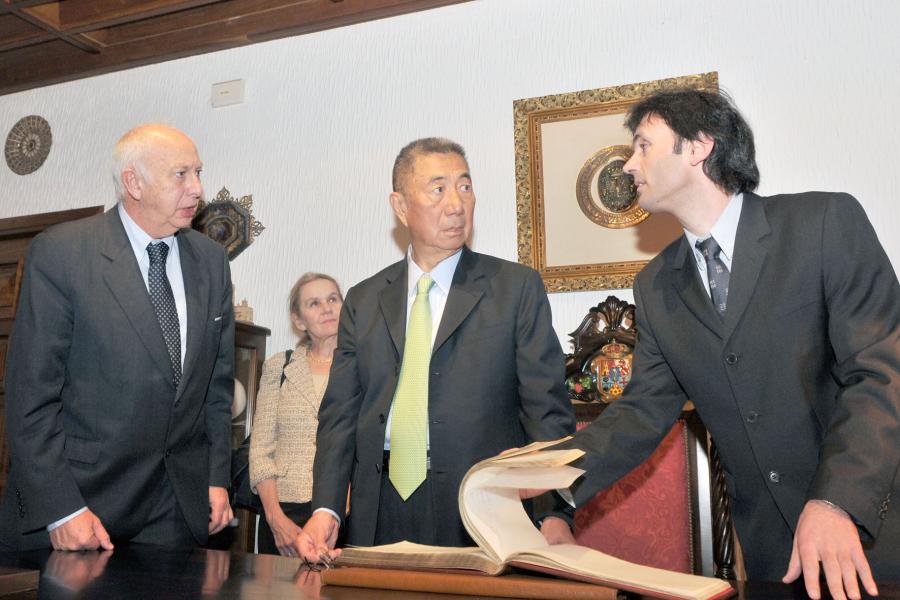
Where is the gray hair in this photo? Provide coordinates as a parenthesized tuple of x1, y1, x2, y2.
(391, 137, 467, 194)
(111, 124, 181, 201)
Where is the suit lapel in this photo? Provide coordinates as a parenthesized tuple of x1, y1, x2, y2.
(721, 193, 770, 342)
(176, 231, 209, 400)
(100, 209, 174, 384)
(433, 247, 484, 353)
(378, 261, 408, 358)
(670, 237, 724, 339)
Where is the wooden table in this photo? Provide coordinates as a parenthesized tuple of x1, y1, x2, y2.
(0, 544, 896, 599)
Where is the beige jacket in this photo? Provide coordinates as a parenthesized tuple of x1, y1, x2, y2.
(249, 349, 325, 503)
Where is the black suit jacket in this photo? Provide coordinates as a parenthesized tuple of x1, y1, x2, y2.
(569, 192, 900, 580)
(0, 208, 235, 549)
(312, 247, 574, 546)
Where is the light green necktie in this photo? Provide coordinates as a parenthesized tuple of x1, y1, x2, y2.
(389, 273, 434, 500)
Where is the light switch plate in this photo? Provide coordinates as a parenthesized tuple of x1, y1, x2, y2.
(211, 79, 244, 108)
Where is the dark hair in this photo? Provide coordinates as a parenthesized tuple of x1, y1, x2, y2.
(625, 88, 759, 194)
(392, 137, 468, 193)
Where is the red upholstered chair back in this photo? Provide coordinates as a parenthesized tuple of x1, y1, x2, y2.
(573, 417, 697, 573)
(565, 296, 736, 576)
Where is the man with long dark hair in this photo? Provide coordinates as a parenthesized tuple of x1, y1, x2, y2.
(556, 89, 899, 600)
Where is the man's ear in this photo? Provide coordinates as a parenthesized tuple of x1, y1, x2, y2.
(687, 133, 714, 167)
(121, 167, 143, 201)
(389, 192, 409, 227)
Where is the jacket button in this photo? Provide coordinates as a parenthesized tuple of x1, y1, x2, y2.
(375, 464, 382, 474)
(725, 353, 738, 365)
(165, 450, 172, 458)
(378, 414, 386, 424)
(768, 470, 781, 483)
(746, 411, 759, 424)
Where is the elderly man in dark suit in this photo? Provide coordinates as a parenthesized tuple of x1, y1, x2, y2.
(542, 89, 899, 600)
(301, 138, 575, 559)
(0, 124, 235, 551)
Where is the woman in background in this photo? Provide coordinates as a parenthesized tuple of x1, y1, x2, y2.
(249, 272, 343, 556)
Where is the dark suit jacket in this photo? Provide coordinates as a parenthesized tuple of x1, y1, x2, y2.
(312, 247, 574, 546)
(569, 192, 900, 580)
(0, 207, 235, 549)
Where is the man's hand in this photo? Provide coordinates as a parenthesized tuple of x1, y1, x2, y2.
(208, 486, 233, 534)
(783, 499, 878, 600)
(539, 516, 575, 545)
(519, 487, 550, 500)
(299, 511, 341, 563)
(49, 510, 114, 551)
(267, 510, 304, 557)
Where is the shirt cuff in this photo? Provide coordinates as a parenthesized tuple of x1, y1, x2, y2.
(313, 507, 342, 526)
(47, 507, 88, 531)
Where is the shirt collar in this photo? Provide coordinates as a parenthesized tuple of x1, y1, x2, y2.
(683, 193, 743, 262)
(117, 202, 177, 256)
(406, 246, 463, 297)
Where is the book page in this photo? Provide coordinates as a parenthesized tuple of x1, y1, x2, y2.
(514, 545, 733, 599)
(338, 542, 504, 575)
(461, 454, 584, 562)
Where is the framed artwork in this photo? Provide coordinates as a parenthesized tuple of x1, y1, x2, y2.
(514, 72, 718, 292)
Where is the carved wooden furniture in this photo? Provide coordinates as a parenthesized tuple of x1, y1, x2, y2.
(566, 296, 737, 579)
(208, 321, 270, 553)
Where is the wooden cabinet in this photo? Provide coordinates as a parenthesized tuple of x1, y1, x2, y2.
(209, 320, 270, 553)
(0, 207, 104, 496)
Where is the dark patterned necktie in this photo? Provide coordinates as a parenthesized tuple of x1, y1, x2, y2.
(696, 236, 730, 316)
(147, 242, 182, 387)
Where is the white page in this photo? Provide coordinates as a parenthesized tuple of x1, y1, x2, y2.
(462, 463, 584, 562)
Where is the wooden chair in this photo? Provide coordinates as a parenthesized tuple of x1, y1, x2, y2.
(566, 296, 737, 579)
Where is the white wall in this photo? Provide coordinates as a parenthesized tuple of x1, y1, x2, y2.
(1, 0, 898, 355)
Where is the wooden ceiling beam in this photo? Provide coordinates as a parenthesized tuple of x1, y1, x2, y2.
(85, 0, 460, 46)
(53, 0, 225, 35)
(0, 0, 471, 97)
(7, 6, 103, 53)
(0, 13, 51, 52)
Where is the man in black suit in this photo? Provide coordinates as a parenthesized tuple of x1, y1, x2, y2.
(0, 124, 235, 550)
(301, 138, 575, 559)
(544, 90, 899, 600)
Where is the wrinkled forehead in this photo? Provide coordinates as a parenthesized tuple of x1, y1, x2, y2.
(410, 151, 470, 180)
(144, 134, 201, 168)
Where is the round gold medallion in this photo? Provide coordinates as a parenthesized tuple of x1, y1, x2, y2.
(575, 144, 648, 229)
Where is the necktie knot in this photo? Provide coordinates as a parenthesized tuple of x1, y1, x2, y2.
(147, 242, 169, 265)
(695, 236, 722, 260)
(416, 274, 434, 297)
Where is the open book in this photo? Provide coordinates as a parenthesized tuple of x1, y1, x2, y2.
(335, 439, 735, 600)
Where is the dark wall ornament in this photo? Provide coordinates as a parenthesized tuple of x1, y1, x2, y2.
(192, 187, 265, 260)
(5, 115, 52, 175)
(575, 144, 648, 229)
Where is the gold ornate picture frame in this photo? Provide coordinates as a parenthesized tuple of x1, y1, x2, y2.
(515, 72, 718, 292)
